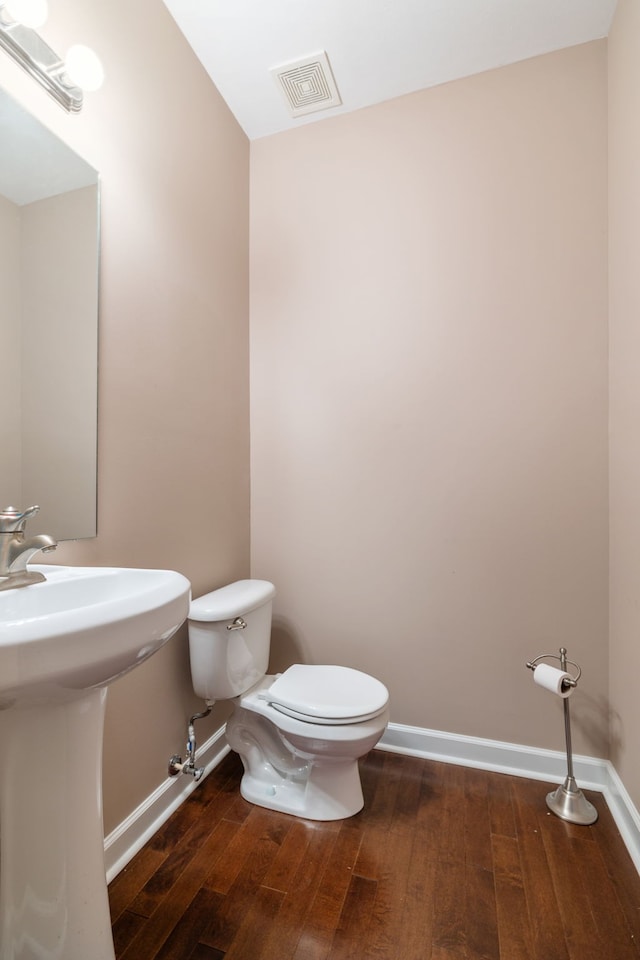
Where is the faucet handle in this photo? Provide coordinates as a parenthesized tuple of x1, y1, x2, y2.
(0, 505, 40, 534)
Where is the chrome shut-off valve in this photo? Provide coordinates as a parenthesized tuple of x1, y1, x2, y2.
(168, 706, 212, 782)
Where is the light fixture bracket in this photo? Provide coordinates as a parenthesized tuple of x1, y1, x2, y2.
(0, 4, 83, 112)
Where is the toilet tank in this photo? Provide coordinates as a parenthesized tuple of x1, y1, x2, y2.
(188, 580, 276, 702)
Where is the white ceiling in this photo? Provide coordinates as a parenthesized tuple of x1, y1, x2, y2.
(162, 0, 617, 141)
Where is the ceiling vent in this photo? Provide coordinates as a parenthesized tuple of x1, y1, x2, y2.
(271, 51, 342, 119)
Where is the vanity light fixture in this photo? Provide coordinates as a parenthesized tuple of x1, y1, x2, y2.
(64, 43, 104, 92)
(5, 0, 48, 29)
(0, 0, 103, 112)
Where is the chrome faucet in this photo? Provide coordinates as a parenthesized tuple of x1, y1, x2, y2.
(0, 506, 57, 590)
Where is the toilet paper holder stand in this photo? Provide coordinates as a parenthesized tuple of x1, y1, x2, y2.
(526, 646, 598, 826)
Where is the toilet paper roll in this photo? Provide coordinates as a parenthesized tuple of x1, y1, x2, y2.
(533, 662, 574, 698)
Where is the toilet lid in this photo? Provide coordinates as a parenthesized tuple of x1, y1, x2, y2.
(258, 664, 389, 723)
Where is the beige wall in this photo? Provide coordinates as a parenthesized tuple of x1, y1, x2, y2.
(0, 0, 249, 834)
(609, 0, 640, 810)
(251, 42, 609, 757)
(0, 194, 22, 498)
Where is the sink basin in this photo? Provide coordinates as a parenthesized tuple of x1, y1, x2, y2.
(0, 564, 191, 960)
(0, 564, 191, 703)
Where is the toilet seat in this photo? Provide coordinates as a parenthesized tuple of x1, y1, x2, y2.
(257, 664, 389, 726)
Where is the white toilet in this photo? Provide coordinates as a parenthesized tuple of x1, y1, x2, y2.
(188, 579, 389, 820)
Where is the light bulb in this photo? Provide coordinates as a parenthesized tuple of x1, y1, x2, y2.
(5, 0, 48, 28)
(64, 44, 104, 92)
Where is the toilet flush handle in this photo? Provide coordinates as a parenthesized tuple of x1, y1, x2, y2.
(227, 616, 247, 631)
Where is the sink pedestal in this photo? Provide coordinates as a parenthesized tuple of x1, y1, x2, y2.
(0, 689, 115, 960)
(0, 563, 191, 959)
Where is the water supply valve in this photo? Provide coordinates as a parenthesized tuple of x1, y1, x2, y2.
(168, 753, 204, 781)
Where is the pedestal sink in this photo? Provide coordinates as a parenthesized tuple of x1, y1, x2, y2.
(0, 564, 191, 960)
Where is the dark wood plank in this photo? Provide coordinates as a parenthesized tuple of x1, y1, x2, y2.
(491, 834, 533, 960)
(188, 945, 225, 960)
(221, 884, 285, 960)
(359, 748, 386, 800)
(261, 817, 317, 892)
(111, 909, 147, 957)
(364, 751, 412, 832)
(570, 834, 640, 960)
(590, 791, 640, 945)
(108, 752, 640, 960)
(487, 771, 517, 839)
(256, 821, 343, 960)
(200, 808, 293, 953)
(464, 767, 494, 871)
(130, 816, 241, 918)
(109, 845, 168, 922)
(510, 777, 571, 960)
(204, 806, 290, 896)
(430, 858, 467, 958)
(465, 863, 499, 960)
(541, 810, 626, 960)
(291, 819, 364, 960)
(154, 888, 225, 960)
(118, 818, 247, 960)
(433, 762, 467, 864)
(360, 824, 414, 960)
(394, 763, 441, 960)
(326, 875, 379, 960)
(388, 752, 425, 828)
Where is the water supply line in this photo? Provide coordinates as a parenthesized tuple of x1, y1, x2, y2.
(168, 705, 212, 781)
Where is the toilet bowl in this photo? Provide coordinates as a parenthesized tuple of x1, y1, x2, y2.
(188, 580, 389, 820)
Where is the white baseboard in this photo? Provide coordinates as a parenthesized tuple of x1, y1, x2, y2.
(378, 722, 640, 874)
(104, 726, 230, 883)
(378, 722, 609, 788)
(103, 720, 640, 882)
(599, 761, 640, 875)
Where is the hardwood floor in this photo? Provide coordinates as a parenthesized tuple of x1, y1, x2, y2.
(108, 749, 640, 959)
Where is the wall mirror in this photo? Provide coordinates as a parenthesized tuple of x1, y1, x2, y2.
(0, 85, 99, 540)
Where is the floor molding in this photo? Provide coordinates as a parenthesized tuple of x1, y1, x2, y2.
(104, 720, 640, 880)
(104, 727, 230, 883)
(379, 721, 640, 874)
(599, 760, 640, 875)
(378, 722, 609, 788)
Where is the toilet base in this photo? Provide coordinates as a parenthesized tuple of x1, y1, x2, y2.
(225, 702, 387, 820)
(239, 755, 364, 820)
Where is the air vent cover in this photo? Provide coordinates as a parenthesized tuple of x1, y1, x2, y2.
(271, 51, 342, 118)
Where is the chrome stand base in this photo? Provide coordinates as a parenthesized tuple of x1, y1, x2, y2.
(546, 776, 598, 825)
